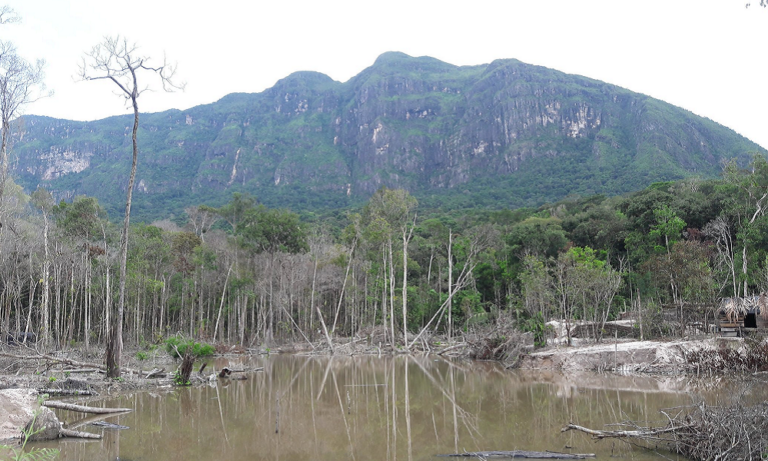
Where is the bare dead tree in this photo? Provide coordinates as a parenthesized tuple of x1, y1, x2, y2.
(79, 35, 183, 378)
(185, 205, 220, 243)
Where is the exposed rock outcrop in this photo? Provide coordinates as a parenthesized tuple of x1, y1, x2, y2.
(9, 52, 763, 218)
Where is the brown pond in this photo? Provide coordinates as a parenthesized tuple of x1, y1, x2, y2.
(30, 355, 762, 460)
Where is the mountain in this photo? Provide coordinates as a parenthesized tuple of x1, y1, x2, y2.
(8, 52, 764, 221)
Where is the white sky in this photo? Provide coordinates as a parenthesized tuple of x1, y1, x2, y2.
(3, 0, 767, 148)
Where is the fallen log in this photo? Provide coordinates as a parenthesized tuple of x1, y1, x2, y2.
(36, 388, 94, 396)
(0, 352, 104, 370)
(44, 400, 132, 414)
(436, 343, 467, 356)
(220, 367, 264, 373)
(562, 423, 692, 439)
(0, 352, 140, 375)
(437, 451, 595, 459)
(59, 428, 101, 439)
(145, 367, 166, 379)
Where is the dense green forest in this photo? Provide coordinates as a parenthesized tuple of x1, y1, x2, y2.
(3, 153, 767, 351)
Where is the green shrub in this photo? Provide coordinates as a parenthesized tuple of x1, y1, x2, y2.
(164, 336, 215, 359)
(519, 312, 550, 347)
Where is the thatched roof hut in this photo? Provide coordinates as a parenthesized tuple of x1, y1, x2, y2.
(718, 294, 768, 331)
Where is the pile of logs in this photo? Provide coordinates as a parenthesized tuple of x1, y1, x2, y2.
(26, 399, 132, 441)
(562, 400, 768, 461)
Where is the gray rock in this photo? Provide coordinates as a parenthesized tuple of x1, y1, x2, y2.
(23, 407, 61, 441)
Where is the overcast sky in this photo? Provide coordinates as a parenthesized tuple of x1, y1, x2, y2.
(3, 0, 767, 148)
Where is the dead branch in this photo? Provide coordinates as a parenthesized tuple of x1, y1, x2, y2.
(36, 388, 93, 396)
(436, 343, 467, 355)
(145, 367, 166, 379)
(562, 423, 691, 439)
(43, 400, 132, 414)
(437, 451, 595, 459)
(562, 400, 768, 461)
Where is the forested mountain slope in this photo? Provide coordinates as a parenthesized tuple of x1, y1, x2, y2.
(8, 52, 763, 220)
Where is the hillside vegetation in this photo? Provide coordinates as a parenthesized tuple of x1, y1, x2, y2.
(8, 52, 764, 221)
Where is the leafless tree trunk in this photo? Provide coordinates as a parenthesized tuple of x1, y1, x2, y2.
(448, 230, 453, 342)
(79, 36, 182, 377)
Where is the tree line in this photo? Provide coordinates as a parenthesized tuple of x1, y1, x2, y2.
(1, 153, 767, 355)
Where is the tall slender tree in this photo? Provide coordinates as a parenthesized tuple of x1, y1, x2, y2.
(79, 36, 183, 377)
(30, 188, 54, 348)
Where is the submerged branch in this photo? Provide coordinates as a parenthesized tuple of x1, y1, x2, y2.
(43, 400, 132, 414)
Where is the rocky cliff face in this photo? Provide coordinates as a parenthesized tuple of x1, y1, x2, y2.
(8, 52, 764, 219)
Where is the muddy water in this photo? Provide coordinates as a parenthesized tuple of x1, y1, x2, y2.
(35, 355, 757, 460)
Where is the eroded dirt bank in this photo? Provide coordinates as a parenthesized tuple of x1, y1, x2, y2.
(519, 337, 739, 373)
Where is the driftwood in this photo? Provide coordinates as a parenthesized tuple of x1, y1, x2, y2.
(216, 366, 263, 379)
(221, 366, 264, 373)
(562, 400, 768, 461)
(562, 423, 691, 439)
(437, 451, 595, 459)
(145, 367, 166, 379)
(44, 400, 132, 414)
(436, 343, 467, 356)
(59, 428, 102, 439)
(36, 388, 94, 396)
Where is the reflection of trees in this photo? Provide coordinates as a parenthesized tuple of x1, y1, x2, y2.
(411, 356, 481, 445)
(331, 363, 356, 460)
(50, 356, 710, 461)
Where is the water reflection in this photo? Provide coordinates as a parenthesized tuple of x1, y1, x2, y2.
(37, 355, 742, 461)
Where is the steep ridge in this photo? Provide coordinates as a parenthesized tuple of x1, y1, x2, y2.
(8, 52, 763, 220)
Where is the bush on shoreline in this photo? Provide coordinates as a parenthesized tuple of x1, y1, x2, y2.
(164, 336, 215, 359)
